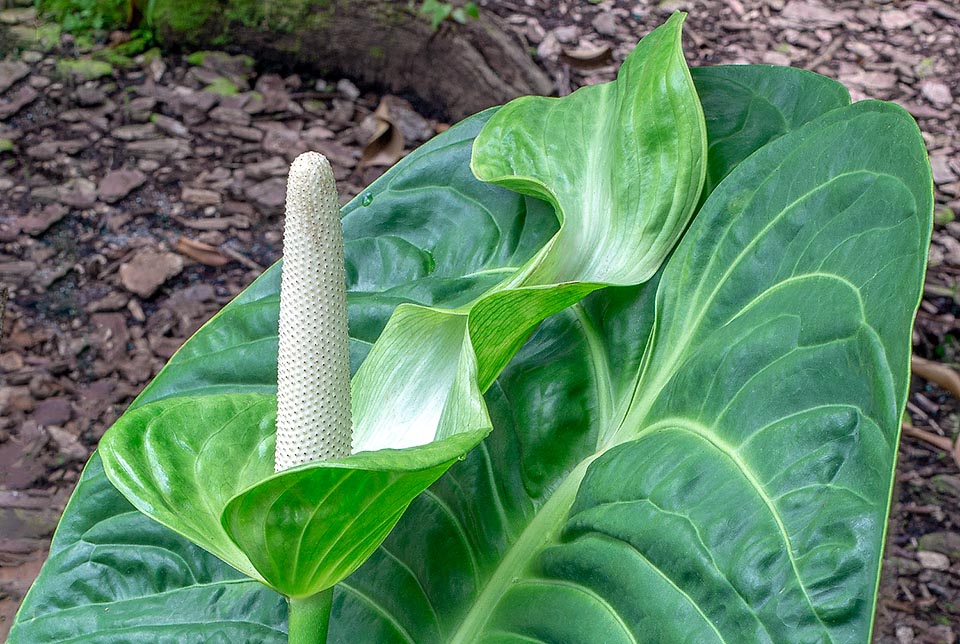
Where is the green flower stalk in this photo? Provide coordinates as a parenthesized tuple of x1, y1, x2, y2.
(275, 152, 352, 472)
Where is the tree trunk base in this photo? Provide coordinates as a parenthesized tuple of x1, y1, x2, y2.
(151, 0, 553, 120)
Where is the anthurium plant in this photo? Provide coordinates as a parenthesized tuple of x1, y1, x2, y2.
(10, 12, 932, 644)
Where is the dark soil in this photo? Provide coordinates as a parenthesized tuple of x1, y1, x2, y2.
(1, 0, 958, 641)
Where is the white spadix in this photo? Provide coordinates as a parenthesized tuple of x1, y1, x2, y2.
(275, 152, 352, 472)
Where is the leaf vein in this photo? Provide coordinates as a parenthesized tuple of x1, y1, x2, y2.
(661, 420, 835, 640)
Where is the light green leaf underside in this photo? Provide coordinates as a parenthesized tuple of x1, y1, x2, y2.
(471, 11, 705, 287)
(224, 427, 488, 600)
(100, 393, 488, 599)
(10, 64, 930, 644)
(98, 395, 276, 582)
(351, 283, 598, 450)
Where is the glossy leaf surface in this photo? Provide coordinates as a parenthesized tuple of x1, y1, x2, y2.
(10, 62, 930, 644)
(98, 395, 276, 582)
(224, 428, 486, 598)
(691, 64, 850, 198)
(462, 100, 930, 644)
(9, 453, 288, 642)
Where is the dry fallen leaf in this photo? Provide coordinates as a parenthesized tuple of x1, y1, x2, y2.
(175, 237, 231, 267)
(912, 355, 960, 399)
(174, 214, 251, 231)
(905, 355, 960, 468)
(902, 423, 960, 470)
(379, 95, 434, 143)
(359, 98, 405, 168)
(561, 43, 613, 69)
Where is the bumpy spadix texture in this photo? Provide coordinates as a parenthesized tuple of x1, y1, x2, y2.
(275, 152, 352, 471)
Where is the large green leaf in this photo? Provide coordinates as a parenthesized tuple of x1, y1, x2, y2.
(8, 454, 288, 642)
(10, 64, 928, 643)
(370, 102, 926, 643)
(331, 101, 930, 644)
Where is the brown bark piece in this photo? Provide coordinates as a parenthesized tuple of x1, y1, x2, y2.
(118, 249, 185, 298)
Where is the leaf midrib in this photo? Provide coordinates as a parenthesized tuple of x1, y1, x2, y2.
(446, 455, 599, 644)
(445, 303, 616, 641)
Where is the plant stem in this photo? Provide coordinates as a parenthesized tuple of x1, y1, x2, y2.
(287, 590, 333, 644)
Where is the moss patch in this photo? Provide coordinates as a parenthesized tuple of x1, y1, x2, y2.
(37, 0, 129, 34)
(93, 48, 135, 68)
(112, 34, 152, 57)
(145, 0, 334, 48)
(224, 0, 314, 33)
(186, 50, 254, 69)
(185, 51, 210, 66)
(56, 58, 114, 79)
(935, 206, 955, 226)
(303, 98, 327, 114)
(0, 139, 14, 153)
(148, 0, 218, 43)
(73, 33, 96, 52)
(203, 77, 239, 96)
(36, 24, 62, 51)
(139, 47, 162, 64)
